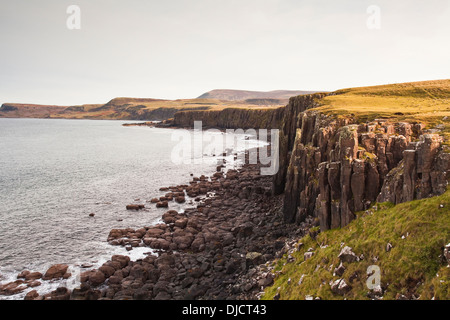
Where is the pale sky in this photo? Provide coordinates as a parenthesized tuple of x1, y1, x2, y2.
(1, 0, 449, 105)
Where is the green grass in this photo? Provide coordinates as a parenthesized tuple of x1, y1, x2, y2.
(262, 189, 450, 300)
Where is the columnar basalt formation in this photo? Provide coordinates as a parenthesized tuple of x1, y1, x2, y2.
(279, 106, 449, 231)
(173, 93, 449, 231)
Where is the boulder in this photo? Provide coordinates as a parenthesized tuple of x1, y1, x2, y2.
(45, 287, 71, 300)
(17, 270, 30, 279)
(0, 280, 27, 295)
(174, 218, 188, 229)
(175, 196, 186, 203)
(126, 204, 145, 211)
(89, 270, 106, 287)
(162, 210, 178, 224)
(330, 279, 351, 295)
(191, 235, 205, 252)
(25, 272, 43, 281)
(99, 265, 116, 278)
(258, 274, 274, 287)
(338, 246, 359, 263)
(156, 201, 169, 208)
(111, 255, 130, 268)
(145, 228, 165, 238)
(27, 280, 41, 288)
(444, 243, 450, 264)
(334, 262, 346, 277)
(129, 264, 148, 282)
(24, 290, 39, 300)
(245, 252, 264, 268)
(304, 251, 314, 261)
(43, 264, 70, 280)
(173, 235, 194, 251)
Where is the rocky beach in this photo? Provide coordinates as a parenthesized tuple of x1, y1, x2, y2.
(2, 149, 311, 300)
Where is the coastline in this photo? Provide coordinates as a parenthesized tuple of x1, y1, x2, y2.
(12, 154, 311, 300)
(70, 157, 310, 300)
(0, 131, 304, 300)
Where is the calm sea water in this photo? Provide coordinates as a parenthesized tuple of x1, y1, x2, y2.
(0, 118, 263, 298)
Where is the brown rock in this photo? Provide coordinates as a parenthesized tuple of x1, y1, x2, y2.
(24, 290, 39, 300)
(129, 264, 148, 282)
(162, 210, 178, 224)
(174, 218, 188, 229)
(156, 201, 169, 208)
(89, 270, 106, 287)
(27, 280, 41, 288)
(46, 287, 71, 300)
(25, 272, 43, 281)
(173, 235, 194, 250)
(126, 204, 145, 211)
(191, 234, 205, 252)
(111, 255, 130, 268)
(99, 265, 116, 278)
(17, 270, 30, 279)
(0, 280, 27, 295)
(43, 264, 69, 280)
(175, 196, 186, 203)
(145, 227, 165, 238)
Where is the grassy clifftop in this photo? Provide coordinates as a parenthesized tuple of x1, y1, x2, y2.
(313, 79, 450, 142)
(262, 189, 450, 300)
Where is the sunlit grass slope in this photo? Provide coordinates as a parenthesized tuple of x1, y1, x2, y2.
(262, 189, 450, 300)
(313, 79, 450, 142)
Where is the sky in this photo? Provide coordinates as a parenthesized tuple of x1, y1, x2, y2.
(0, 0, 449, 105)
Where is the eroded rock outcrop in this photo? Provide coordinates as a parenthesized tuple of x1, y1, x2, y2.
(281, 107, 449, 230)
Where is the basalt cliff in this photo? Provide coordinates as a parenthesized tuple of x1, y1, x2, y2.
(173, 92, 450, 231)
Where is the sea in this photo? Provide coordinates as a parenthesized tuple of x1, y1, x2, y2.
(0, 118, 266, 299)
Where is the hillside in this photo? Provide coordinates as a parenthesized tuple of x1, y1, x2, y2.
(197, 89, 320, 102)
(262, 189, 450, 300)
(0, 92, 297, 120)
(0, 103, 72, 119)
(0, 97, 284, 121)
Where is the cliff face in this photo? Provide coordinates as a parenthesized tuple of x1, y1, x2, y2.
(172, 93, 449, 231)
(173, 107, 285, 130)
(276, 95, 449, 230)
(281, 110, 449, 230)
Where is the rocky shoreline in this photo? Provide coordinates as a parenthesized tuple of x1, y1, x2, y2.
(2, 149, 311, 300)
